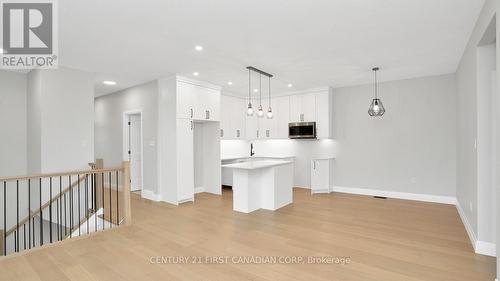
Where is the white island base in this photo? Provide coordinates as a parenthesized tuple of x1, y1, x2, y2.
(223, 160, 294, 213)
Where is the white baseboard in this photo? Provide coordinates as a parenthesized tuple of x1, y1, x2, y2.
(142, 190, 160, 202)
(294, 185, 310, 189)
(456, 202, 477, 249)
(195, 186, 205, 194)
(456, 202, 496, 257)
(331, 186, 457, 205)
(475, 241, 496, 257)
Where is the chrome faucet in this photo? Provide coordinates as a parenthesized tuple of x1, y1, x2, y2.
(250, 143, 255, 156)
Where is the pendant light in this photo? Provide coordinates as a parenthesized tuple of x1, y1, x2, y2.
(266, 75, 273, 119)
(257, 73, 264, 118)
(246, 68, 254, 116)
(368, 67, 386, 117)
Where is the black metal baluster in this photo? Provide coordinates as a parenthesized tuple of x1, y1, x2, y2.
(14, 231, 17, 253)
(39, 178, 43, 246)
(109, 172, 112, 229)
(102, 173, 105, 231)
(59, 176, 62, 240)
(64, 185, 67, 237)
(69, 175, 72, 238)
(78, 174, 81, 236)
(16, 180, 19, 252)
(3, 181, 6, 255)
(85, 174, 89, 235)
(28, 179, 31, 249)
(23, 224, 26, 250)
(49, 177, 53, 243)
(116, 171, 119, 225)
(32, 217, 35, 249)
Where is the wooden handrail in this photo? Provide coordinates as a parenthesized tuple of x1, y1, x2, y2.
(0, 167, 123, 182)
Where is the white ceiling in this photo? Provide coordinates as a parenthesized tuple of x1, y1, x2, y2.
(57, 0, 485, 97)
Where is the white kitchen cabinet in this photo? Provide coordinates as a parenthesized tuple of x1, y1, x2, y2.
(221, 95, 246, 139)
(177, 80, 220, 121)
(176, 118, 194, 202)
(246, 114, 259, 139)
(274, 96, 290, 139)
(290, 93, 316, 122)
(310, 158, 334, 194)
(315, 90, 334, 139)
(220, 95, 232, 139)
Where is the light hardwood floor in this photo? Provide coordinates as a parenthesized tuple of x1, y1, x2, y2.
(0, 188, 496, 281)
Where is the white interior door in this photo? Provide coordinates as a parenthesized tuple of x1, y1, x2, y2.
(129, 114, 142, 192)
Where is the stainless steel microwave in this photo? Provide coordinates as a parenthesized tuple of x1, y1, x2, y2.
(288, 122, 316, 139)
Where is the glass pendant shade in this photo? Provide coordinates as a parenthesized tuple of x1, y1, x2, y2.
(246, 103, 254, 116)
(257, 105, 264, 118)
(266, 107, 273, 119)
(368, 98, 385, 117)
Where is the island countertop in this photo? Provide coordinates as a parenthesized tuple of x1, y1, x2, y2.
(222, 160, 293, 170)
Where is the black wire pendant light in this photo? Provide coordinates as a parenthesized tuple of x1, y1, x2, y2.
(246, 66, 273, 118)
(368, 67, 386, 117)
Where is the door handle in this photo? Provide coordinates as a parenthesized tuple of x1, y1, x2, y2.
(190, 120, 193, 130)
(190, 108, 193, 118)
(266, 130, 269, 137)
(313, 161, 316, 169)
(207, 110, 210, 119)
(257, 130, 259, 138)
(221, 129, 224, 137)
(237, 130, 240, 138)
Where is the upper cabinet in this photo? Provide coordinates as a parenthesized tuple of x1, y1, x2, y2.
(220, 87, 333, 140)
(176, 79, 220, 121)
(289, 93, 316, 122)
(221, 95, 246, 139)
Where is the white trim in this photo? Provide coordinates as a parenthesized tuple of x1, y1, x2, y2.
(195, 186, 205, 194)
(331, 186, 457, 205)
(456, 202, 497, 257)
(141, 190, 160, 202)
(475, 241, 496, 257)
(123, 110, 144, 193)
(294, 185, 310, 189)
(457, 202, 478, 249)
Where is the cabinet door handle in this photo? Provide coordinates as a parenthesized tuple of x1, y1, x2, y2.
(237, 130, 240, 138)
(300, 114, 304, 122)
(205, 110, 209, 119)
(190, 120, 193, 130)
(190, 108, 193, 118)
(266, 130, 269, 137)
(208, 110, 210, 119)
(257, 130, 259, 138)
(313, 161, 316, 169)
(221, 129, 224, 137)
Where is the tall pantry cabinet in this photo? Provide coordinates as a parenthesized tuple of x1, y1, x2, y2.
(158, 76, 221, 205)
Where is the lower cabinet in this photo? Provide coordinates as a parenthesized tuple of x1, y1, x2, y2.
(310, 158, 334, 194)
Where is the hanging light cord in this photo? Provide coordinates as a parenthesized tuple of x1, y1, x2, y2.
(268, 76, 271, 106)
(259, 74, 262, 106)
(374, 69, 378, 99)
(248, 69, 252, 104)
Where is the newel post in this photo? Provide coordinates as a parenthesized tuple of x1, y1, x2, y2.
(95, 159, 104, 210)
(0, 229, 4, 256)
(122, 161, 132, 225)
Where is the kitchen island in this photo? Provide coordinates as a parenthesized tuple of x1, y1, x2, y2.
(222, 160, 294, 213)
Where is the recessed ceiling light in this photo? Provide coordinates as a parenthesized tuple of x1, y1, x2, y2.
(253, 88, 258, 93)
(227, 81, 233, 85)
(0, 48, 4, 54)
(287, 83, 293, 88)
(195, 46, 203, 51)
(103, 81, 117, 85)
(193, 72, 199, 76)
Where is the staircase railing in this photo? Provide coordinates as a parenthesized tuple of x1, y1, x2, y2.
(0, 159, 131, 256)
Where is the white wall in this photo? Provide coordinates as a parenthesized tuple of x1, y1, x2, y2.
(455, 0, 499, 262)
(333, 74, 457, 197)
(94, 81, 159, 194)
(0, 70, 27, 177)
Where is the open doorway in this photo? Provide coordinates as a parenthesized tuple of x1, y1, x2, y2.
(123, 111, 143, 193)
